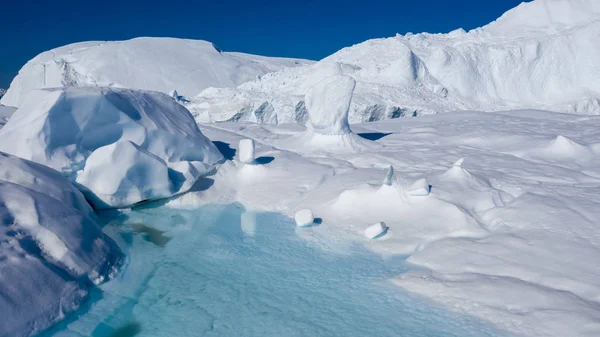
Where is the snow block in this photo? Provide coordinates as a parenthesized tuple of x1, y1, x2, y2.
(305, 75, 356, 135)
(295, 209, 315, 227)
(365, 222, 388, 239)
(239, 139, 256, 164)
(0, 87, 223, 209)
(408, 178, 430, 196)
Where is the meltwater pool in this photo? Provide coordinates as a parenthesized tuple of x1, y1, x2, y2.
(43, 204, 509, 337)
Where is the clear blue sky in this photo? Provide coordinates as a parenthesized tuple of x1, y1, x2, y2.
(0, 0, 525, 88)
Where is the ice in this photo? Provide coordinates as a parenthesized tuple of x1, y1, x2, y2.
(1, 37, 312, 108)
(365, 222, 388, 239)
(186, 0, 600, 123)
(382, 165, 395, 186)
(43, 206, 508, 337)
(238, 138, 256, 164)
(0, 87, 223, 208)
(305, 75, 355, 135)
(407, 178, 430, 196)
(0, 152, 122, 337)
(168, 108, 600, 337)
(294, 208, 315, 227)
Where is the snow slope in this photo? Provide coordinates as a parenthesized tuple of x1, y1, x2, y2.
(0, 87, 224, 209)
(0, 152, 122, 337)
(164, 107, 600, 337)
(0, 37, 312, 108)
(189, 0, 600, 123)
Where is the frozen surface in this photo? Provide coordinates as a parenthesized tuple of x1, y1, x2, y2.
(43, 205, 508, 337)
(1, 37, 312, 107)
(0, 152, 122, 337)
(189, 0, 600, 123)
(0, 105, 16, 128)
(0, 87, 223, 208)
(168, 109, 600, 337)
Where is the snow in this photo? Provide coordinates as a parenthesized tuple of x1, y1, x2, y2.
(305, 75, 355, 135)
(0, 152, 122, 337)
(1, 37, 312, 108)
(238, 138, 256, 164)
(294, 209, 315, 227)
(364, 222, 388, 239)
(0, 87, 223, 208)
(187, 0, 600, 124)
(0, 104, 16, 128)
(165, 108, 600, 337)
(407, 178, 430, 196)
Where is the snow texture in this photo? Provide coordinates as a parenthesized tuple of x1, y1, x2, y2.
(0, 152, 122, 337)
(187, 0, 600, 124)
(0, 87, 223, 208)
(1, 37, 312, 108)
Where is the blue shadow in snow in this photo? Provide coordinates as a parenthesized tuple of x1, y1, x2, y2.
(212, 141, 236, 160)
(358, 132, 392, 141)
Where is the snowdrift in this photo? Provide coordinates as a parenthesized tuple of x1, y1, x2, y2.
(189, 0, 600, 123)
(0, 152, 122, 337)
(0, 87, 224, 208)
(1, 37, 312, 108)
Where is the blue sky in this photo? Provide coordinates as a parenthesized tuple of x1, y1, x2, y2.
(0, 0, 524, 88)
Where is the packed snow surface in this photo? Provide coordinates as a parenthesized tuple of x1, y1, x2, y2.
(164, 108, 600, 337)
(42, 205, 508, 337)
(0, 152, 122, 337)
(1, 37, 312, 108)
(188, 0, 600, 124)
(0, 87, 223, 208)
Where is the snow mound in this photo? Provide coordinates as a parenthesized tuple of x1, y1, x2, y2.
(0, 87, 223, 208)
(187, 0, 600, 123)
(0, 152, 122, 337)
(365, 222, 388, 239)
(1, 37, 312, 107)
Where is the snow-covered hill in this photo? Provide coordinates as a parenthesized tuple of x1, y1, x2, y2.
(0, 37, 312, 107)
(188, 0, 600, 123)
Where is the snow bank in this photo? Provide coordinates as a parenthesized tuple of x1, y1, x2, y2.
(0, 87, 223, 208)
(1, 37, 312, 108)
(0, 152, 122, 337)
(188, 0, 600, 123)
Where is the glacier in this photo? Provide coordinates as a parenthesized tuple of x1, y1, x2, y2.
(187, 0, 600, 124)
(0, 0, 599, 336)
(0, 37, 312, 108)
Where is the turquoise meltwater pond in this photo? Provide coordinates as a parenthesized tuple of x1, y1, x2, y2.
(43, 204, 509, 337)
